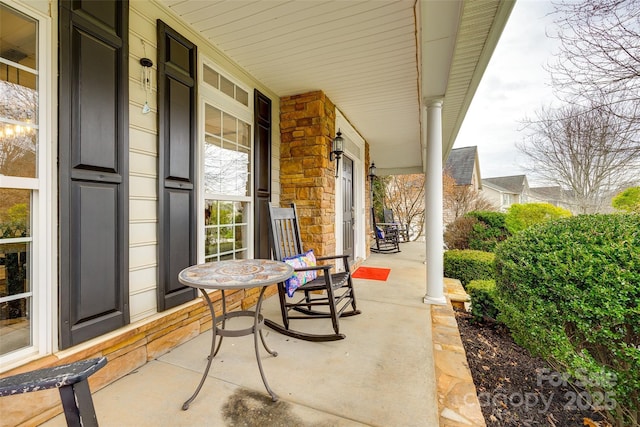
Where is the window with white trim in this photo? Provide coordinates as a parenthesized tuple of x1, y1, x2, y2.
(200, 62, 252, 261)
(0, 2, 47, 361)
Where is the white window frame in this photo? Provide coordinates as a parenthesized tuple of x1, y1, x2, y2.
(0, 0, 53, 372)
(197, 58, 254, 263)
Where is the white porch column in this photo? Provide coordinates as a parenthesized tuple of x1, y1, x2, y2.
(423, 99, 447, 305)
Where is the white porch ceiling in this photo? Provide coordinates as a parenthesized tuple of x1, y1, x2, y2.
(160, 0, 514, 175)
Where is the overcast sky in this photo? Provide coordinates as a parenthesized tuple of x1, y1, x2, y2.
(453, 0, 559, 182)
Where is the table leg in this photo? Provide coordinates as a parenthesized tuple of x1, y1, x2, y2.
(254, 286, 278, 401)
(182, 289, 225, 410)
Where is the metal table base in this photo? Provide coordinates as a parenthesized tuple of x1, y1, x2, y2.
(182, 286, 278, 410)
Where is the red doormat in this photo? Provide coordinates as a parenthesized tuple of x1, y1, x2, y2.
(352, 266, 391, 281)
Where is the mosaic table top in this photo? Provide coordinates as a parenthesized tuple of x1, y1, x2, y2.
(178, 259, 294, 290)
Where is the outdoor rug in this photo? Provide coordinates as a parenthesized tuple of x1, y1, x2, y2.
(352, 266, 391, 281)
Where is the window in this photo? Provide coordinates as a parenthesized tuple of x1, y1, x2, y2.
(203, 64, 249, 107)
(204, 200, 248, 261)
(502, 193, 513, 205)
(201, 63, 252, 262)
(0, 2, 47, 361)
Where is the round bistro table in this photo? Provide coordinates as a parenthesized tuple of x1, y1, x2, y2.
(177, 259, 294, 409)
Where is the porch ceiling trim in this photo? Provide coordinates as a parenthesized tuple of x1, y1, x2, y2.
(157, 0, 514, 175)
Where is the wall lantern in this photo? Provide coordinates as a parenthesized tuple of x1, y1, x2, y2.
(330, 129, 344, 177)
(368, 162, 377, 221)
(368, 162, 377, 182)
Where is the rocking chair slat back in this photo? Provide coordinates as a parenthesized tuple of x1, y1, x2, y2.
(269, 206, 304, 261)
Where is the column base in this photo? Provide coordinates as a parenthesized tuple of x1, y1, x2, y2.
(423, 294, 447, 305)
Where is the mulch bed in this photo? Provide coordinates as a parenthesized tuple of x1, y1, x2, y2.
(454, 309, 611, 427)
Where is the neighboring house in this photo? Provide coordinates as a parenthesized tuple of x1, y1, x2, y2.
(482, 175, 530, 211)
(529, 186, 564, 206)
(528, 186, 577, 212)
(0, 0, 514, 423)
(443, 146, 482, 223)
(444, 146, 482, 190)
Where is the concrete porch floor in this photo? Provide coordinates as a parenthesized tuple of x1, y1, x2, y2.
(43, 242, 443, 427)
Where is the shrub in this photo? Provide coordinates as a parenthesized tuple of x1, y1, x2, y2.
(612, 186, 640, 213)
(444, 211, 510, 252)
(443, 216, 477, 250)
(495, 214, 640, 426)
(467, 279, 499, 321)
(504, 203, 571, 234)
(443, 249, 495, 288)
(465, 211, 510, 252)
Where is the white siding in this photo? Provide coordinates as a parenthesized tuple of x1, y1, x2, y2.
(481, 186, 504, 211)
(128, 7, 159, 321)
(127, 2, 281, 322)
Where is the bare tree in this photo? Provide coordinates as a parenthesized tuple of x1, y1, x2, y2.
(548, 0, 640, 130)
(379, 172, 497, 240)
(383, 174, 425, 241)
(443, 172, 496, 223)
(519, 102, 640, 213)
(0, 81, 37, 177)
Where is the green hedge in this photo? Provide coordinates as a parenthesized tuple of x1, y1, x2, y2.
(495, 214, 640, 426)
(466, 211, 510, 252)
(443, 250, 495, 288)
(467, 279, 499, 321)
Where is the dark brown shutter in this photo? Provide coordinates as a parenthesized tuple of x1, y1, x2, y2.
(253, 90, 272, 259)
(157, 21, 197, 310)
(58, 0, 129, 348)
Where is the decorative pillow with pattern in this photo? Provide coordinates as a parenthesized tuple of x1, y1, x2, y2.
(282, 249, 318, 297)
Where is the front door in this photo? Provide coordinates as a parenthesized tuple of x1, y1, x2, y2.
(342, 156, 355, 260)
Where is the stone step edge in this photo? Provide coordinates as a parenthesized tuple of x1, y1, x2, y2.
(431, 278, 486, 427)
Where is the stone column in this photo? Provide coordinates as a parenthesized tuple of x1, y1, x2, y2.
(279, 91, 336, 257)
(424, 99, 447, 305)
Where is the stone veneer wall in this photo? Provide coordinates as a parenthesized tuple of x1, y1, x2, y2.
(279, 91, 337, 258)
(0, 287, 276, 427)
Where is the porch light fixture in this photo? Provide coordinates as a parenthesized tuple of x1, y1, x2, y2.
(368, 162, 377, 182)
(368, 162, 377, 222)
(330, 129, 344, 177)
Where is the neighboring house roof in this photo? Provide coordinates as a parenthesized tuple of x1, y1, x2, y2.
(483, 175, 527, 194)
(481, 180, 514, 194)
(530, 186, 563, 200)
(445, 146, 478, 186)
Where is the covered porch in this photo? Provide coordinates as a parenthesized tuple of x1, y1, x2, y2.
(42, 243, 481, 426)
(1, 1, 511, 425)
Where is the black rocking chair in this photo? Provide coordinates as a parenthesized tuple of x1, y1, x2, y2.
(383, 208, 410, 242)
(371, 208, 401, 253)
(265, 203, 361, 341)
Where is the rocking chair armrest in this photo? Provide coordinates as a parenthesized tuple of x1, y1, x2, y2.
(316, 254, 349, 262)
(317, 254, 351, 268)
(293, 264, 332, 273)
